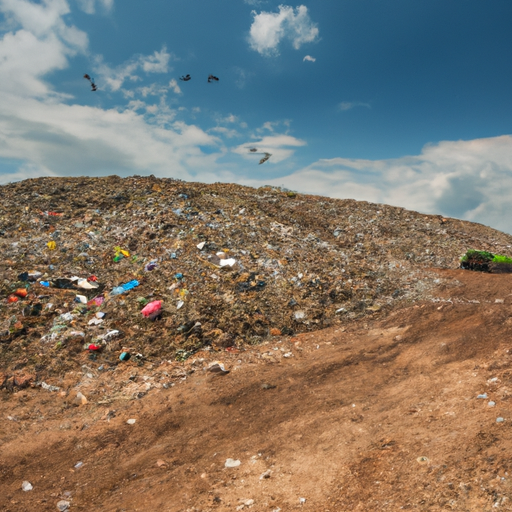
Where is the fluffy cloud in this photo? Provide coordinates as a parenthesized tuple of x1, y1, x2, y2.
(250, 136, 512, 234)
(249, 5, 319, 56)
(95, 46, 174, 92)
(0, 0, 226, 184)
(303, 54, 315, 62)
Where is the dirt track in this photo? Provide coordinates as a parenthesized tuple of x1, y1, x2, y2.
(2, 268, 512, 511)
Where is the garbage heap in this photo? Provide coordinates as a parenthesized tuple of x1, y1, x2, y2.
(1, 176, 511, 373)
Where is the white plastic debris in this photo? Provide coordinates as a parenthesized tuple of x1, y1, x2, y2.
(77, 278, 98, 289)
(127, 419, 136, 425)
(40, 381, 60, 392)
(220, 258, 236, 267)
(208, 361, 229, 374)
(197, 241, 206, 250)
(22, 481, 33, 491)
(225, 458, 241, 468)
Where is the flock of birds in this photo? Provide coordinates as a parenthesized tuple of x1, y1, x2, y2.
(83, 72, 272, 164)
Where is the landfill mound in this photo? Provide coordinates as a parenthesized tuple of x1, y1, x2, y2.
(1, 175, 512, 380)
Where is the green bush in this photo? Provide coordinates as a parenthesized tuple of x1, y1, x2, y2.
(460, 249, 494, 263)
(492, 254, 512, 264)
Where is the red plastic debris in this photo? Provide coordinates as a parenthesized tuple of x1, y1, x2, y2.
(15, 288, 28, 298)
(141, 300, 162, 318)
(88, 344, 101, 351)
(7, 295, 18, 303)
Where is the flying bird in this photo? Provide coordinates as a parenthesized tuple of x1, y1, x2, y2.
(83, 73, 97, 92)
(207, 74, 219, 83)
(180, 74, 191, 81)
(259, 152, 272, 165)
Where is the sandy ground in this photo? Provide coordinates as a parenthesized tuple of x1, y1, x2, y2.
(2, 268, 512, 511)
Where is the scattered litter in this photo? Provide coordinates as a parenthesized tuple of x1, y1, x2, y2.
(488, 401, 496, 407)
(299, 497, 306, 504)
(260, 470, 272, 479)
(225, 458, 241, 468)
(40, 382, 60, 392)
(208, 361, 230, 374)
(119, 352, 131, 362)
(497, 417, 505, 423)
(417, 456, 429, 464)
(141, 300, 162, 318)
(74, 462, 83, 469)
(477, 393, 488, 399)
(127, 418, 136, 425)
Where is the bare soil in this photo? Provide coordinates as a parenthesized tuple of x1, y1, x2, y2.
(2, 268, 512, 511)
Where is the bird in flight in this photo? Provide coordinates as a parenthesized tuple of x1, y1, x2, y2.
(245, 147, 272, 164)
(259, 152, 272, 165)
(180, 74, 191, 81)
(207, 74, 219, 83)
(83, 74, 97, 92)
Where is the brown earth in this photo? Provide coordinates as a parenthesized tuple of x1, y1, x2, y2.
(2, 267, 512, 511)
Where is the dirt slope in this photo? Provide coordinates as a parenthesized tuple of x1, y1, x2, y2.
(2, 268, 512, 511)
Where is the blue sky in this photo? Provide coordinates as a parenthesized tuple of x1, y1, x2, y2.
(1, 0, 512, 234)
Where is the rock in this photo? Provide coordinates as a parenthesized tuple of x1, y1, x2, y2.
(21, 481, 33, 491)
(56, 500, 70, 511)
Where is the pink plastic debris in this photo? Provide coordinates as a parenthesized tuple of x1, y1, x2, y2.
(141, 300, 162, 317)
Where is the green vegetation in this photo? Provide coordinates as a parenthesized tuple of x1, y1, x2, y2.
(460, 249, 494, 263)
(492, 254, 512, 264)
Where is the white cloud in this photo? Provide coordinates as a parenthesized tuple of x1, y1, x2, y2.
(95, 46, 173, 92)
(338, 101, 371, 111)
(303, 54, 315, 62)
(168, 79, 181, 94)
(249, 136, 512, 234)
(0, 0, 229, 184)
(249, 5, 319, 56)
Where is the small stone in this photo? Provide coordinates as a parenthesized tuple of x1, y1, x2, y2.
(56, 500, 70, 511)
(260, 469, 272, 479)
(22, 481, 33, 491)
(127, 418, 136, 425)
(488, 401, 496, 407)
(225, 458, 241, 468)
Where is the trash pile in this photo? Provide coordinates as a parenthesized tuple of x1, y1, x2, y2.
(1, 175, 512, 377)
